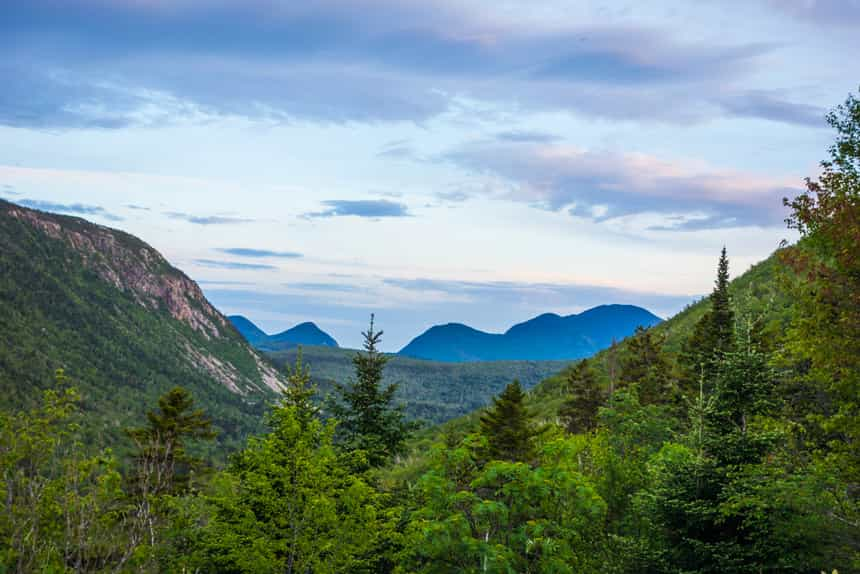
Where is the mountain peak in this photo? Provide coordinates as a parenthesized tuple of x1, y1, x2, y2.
(229, 316, 339, 350)
(400, 304, 662, 362)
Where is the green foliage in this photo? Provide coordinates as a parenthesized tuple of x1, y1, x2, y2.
(182, 404, 388, 573)
(618, 326, 676, 406)
(401, 434, 608, 573)
(329, 316, 414, 467)
(479, 381, 535, 463)
(679, 247, 736, 395)
(780, 86, 860, 566)
(281, 347, 319, 427)
(0, 371, 125, 572)
(558, 359, 603, 434)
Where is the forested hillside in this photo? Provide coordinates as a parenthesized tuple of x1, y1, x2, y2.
(0, 200, 284, 453)
(265, 344, 567, 424)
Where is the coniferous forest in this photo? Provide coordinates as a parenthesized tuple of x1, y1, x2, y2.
(2, 90, 859, 573)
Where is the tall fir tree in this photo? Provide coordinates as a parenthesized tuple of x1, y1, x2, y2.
(646, 332, 809, 572)
(618, 326, 675, 405)
(680, 247, 736, 395)
(558, 359, 603, 434)
(282, 347, 318, 428)
(329, 315, 412, 467)
(479, 380, 534, 462)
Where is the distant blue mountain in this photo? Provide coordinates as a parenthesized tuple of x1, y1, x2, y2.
(229, 316, 339, 350)
(228, 315, 269, 345)
(398, 304, 661, 362)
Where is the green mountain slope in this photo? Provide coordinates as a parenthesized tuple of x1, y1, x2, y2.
(264, 345, 568, 424)
(0, 199, 285, 454)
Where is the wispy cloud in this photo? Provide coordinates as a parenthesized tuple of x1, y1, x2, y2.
(382, 276, 691, 315)
(303, 199, 411, 219)
(125, 204, 150, 211)
(166, 212, 255, 225)
(193, 259, 277, 271)
(17, 198, 124, 221)
(443, 140, 800, 229)
(715, 91, 826, 128)
(495, 130, 562, 143)
(761, 0, 860, 27)
(0, 0, 815, 127)
(217, 248, 302, 258)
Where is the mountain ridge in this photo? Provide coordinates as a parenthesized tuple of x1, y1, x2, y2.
(399, 304, 662, 362)
(229, 315, 339, 349)
(0, 198, 285, 451)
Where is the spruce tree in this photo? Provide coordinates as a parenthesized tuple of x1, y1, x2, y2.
(282, 347, 318, 428)
(618, 326, 674, 405)
(558, 359, 603, 434)
(479, 380, 534, 462)
(329, 315, 412, 467)
(126, 387, 216, 496)
(679, 247, 736, 394)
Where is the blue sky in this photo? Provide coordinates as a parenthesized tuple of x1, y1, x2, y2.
(2, 0, 858, 349)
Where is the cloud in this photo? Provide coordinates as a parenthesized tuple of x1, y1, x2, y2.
(217, 248, 302, 258)
(16, 198, 124, 221)
(1, 184, 19, 196)
(762, 0, 860, 26)
(443, 140, 800, 229)
(193, 259, 277, 271)
(377, 141, 416, 159)
(165, 211, 255, 225)
(382, 277, 690, 316)
(283, 282, 363, 293)
(495, 130, 562, 143)
(303, 199, 411, 219)
(125, 204, 150, 211)
(434, 189, 471, 203)
(715, 91, 826, 128)
(0, 0, 805, 127)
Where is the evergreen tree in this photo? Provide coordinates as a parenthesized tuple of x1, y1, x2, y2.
(329, 315, 412, 467)
(645, 335, 833, 571)
(282, 347, 318, 427)
(479, 380, 534, 462)
(618, 326, 674, 405)
(558, 359, 603, 434)
(680, 247, 736, 395)
(126, 387, 216, 497)
(188, 404, 387, 573)
(124, 387, 215, 563)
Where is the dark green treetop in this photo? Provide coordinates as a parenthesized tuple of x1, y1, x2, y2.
(558, 359, 604, 434)
(329, 315, 413, 467)
(479, 380, 534, 463)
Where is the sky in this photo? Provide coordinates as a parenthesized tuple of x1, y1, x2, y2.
(2, 0, 859, 350)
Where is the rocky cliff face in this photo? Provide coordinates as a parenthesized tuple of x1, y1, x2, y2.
(2, 199, 285, 395)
